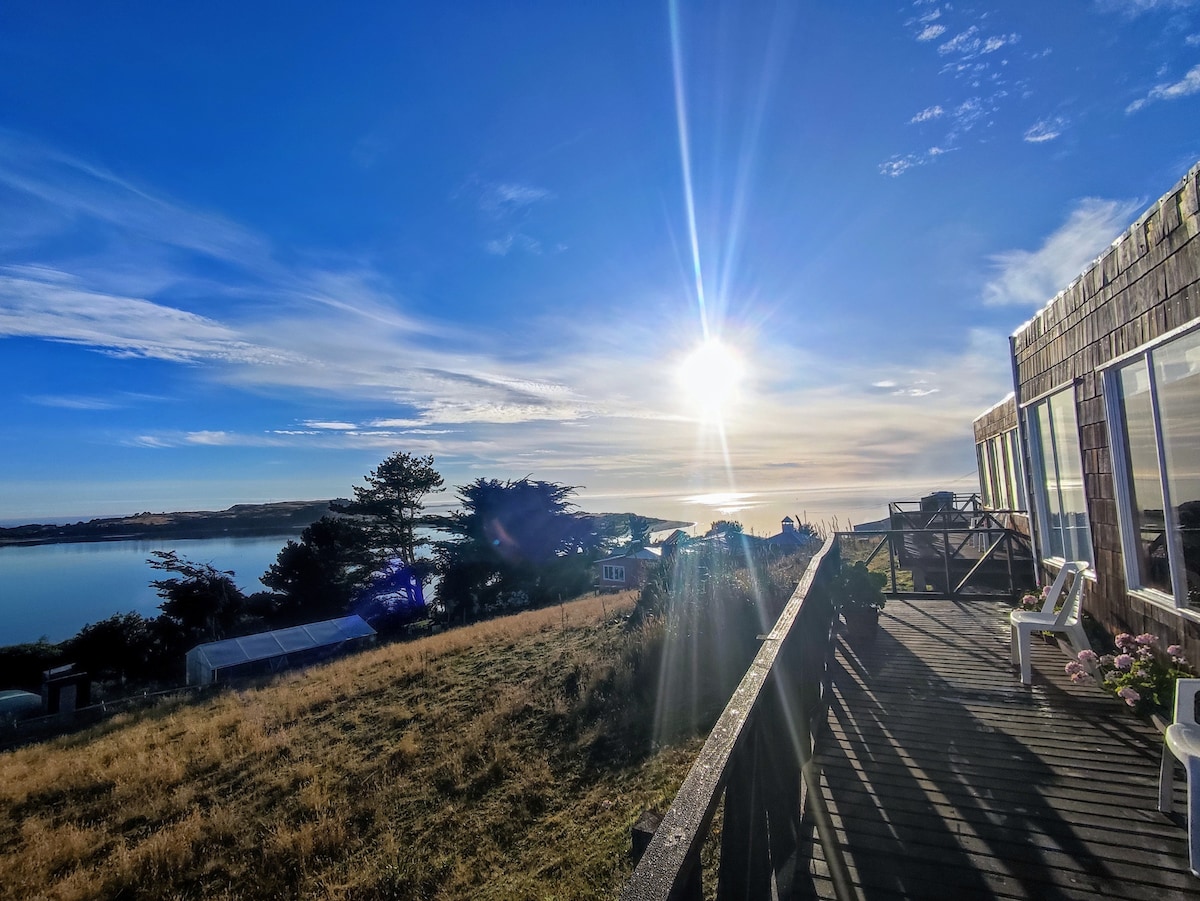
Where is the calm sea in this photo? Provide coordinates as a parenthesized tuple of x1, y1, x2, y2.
(0, 536, 291, 646)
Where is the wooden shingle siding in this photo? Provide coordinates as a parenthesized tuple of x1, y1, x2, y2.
(1009, 161, 1200, 658)
(973, 395, 1017, 443)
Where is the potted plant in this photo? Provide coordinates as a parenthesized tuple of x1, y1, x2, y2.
(835, 561, 887, 638)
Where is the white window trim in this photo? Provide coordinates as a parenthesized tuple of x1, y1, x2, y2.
(1022, 385, 1093, 571)
(1102, 333, 1197, 613)
(602, 564, 626, 582)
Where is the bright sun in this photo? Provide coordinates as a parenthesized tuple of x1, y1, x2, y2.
(677, 338, 745, 418)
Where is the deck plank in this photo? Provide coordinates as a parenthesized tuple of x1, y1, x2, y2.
(794, 598, 1195, 900)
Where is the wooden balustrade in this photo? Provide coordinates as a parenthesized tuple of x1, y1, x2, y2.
(621, 535, 845, 900)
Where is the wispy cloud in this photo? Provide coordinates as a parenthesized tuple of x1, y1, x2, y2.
(885, 6, 1023, 175)
(26, 394, 121, 411)
(303, 421, 359, 431)
(0, 271, 273, 363)
(909, 105, 945, 123)
(1023, 117, 1067, 142)
(982, 198, 1141, 306)
(939, 27, 981, 55)
(457, 177, 552, 255)
(982, 34, 1020, 53)
(1095, 0, 1199, 16)
(481, 182, 552, 210)
(1126, 63, 1200, 112)
(879, 146, 953, 177)
(484, 233, 543, 256)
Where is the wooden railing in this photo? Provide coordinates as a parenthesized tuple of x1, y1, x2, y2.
(847, 499, 1036, 598)
(621, 535, 848, 901)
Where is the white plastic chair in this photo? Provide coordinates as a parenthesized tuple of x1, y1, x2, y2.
(1009, 560, 1091, 685)
(1159, 679, 1200, 877)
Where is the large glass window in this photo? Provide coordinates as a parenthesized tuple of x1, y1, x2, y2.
(1114, 362, 1171, 592)
(1108, 328, 1200, 609)
(975, 428, 1026, 511)
(1028, 388, 1092, 563)
(1002, 430, 1026, 510)
(977, 442, 995, 506)
(1156, 333, 1200, 606)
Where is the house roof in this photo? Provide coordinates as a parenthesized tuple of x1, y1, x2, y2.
(596, 546, 662, 564)
(764, 530, 817, 548)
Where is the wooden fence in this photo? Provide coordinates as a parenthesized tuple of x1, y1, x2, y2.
(621, 535, 849, 900)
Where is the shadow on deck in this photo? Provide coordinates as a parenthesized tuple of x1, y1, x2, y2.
(797, 597, 1192, 900)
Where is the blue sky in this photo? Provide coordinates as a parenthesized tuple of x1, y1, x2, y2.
(2, 1, 1199, 533)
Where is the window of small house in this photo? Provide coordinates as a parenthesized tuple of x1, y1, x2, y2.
(1027, 388, 1092, 563)
(602, 564, 625, 582)
(1109, 327, 1200, 609)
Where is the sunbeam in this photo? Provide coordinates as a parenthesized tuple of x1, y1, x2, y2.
(668, 0, 709, 341)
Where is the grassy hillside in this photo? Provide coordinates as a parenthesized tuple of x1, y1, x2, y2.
(0, 592, 706, 900)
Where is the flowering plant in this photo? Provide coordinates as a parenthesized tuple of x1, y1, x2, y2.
(1016, 585, 1049, 612)
(1065, 632, 1191, 715)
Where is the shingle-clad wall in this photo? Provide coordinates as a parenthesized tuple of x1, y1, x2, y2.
(973, 394, 1017, 444)
(971, 395, 1031, 536)
(1012, 161, 1200, 651)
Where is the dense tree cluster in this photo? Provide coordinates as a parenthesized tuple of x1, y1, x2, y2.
(430, 477, 613, 621)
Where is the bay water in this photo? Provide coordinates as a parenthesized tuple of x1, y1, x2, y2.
(0, 535, 291, 646)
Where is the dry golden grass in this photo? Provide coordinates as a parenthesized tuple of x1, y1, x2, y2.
(0, 590, 708, 900)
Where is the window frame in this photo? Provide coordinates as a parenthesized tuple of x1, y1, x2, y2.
(602, 564, 626, 583)
(1023, 383, 1093, 568)
(1102, 321, 1200, 614)
(975, 428, 1025, 511)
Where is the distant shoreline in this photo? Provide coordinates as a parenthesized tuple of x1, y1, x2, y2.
(0, 502, 694, 549)
(0, 500, 338, 549)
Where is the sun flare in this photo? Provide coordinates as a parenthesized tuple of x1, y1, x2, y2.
(677, 339, 745, 418)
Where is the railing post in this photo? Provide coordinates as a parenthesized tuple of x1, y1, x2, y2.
(717, 718, 768, 898)
(942, 513, 952, 597)
(631, 812, 702, 901)
(888, 534, 898, 596)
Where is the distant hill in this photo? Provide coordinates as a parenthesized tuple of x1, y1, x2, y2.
(0, 500, 339, 547)
(0, 504, 693, 549)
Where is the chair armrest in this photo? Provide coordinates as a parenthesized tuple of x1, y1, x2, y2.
(1174, 679, 1200, 726)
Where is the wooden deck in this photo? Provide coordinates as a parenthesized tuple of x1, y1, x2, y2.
(796, 598, 1195, 900)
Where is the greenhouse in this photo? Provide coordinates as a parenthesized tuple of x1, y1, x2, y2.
(186, 615, 376, 685)
(0, 690, 42, 722)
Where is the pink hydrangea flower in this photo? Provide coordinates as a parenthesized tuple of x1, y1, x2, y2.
(1113, 654, 1135, 670)
(1065, 661, 1084, 676)
(1115, 633, 1136, 650)
(1100, 654, 1115, 666)
(1077, 649, 1099, 664)
(1117, 687, 1141, 706)
(1070, 672, 1090, 683)
(1168, 645, 1183, 657)
(1135, 633, 1158, 646)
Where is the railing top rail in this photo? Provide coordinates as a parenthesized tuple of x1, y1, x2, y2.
(844, 525, 1034, 536)
(887, 494, 981, 514)
(620, 535, 839, 901)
